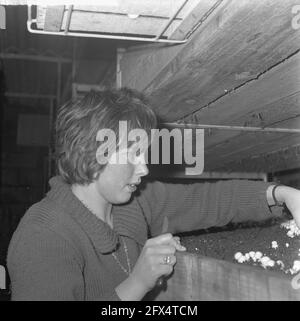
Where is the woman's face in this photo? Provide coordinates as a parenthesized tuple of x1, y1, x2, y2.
(95, 145, 149, 204)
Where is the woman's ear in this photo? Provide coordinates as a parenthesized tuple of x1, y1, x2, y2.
(96, 128, 116, 165)
(95, 151, 103, 165)
(95, 144, 110, 166)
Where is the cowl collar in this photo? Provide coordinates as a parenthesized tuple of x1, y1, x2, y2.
(46, 176, 148, 253)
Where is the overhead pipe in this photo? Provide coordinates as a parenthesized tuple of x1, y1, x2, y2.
(162, 122, 300, 134)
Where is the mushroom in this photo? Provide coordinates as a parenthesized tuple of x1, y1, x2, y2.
(255, 251, 263, 260)
(234, 252, 243, 261)
(271, 241, 278, 249)
(276, 260, 285, 269)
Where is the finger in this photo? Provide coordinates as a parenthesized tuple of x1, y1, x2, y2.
(154, 262, 174, 281)
(159, 262, 175, 277)
(150, 245, 176, 255)
(168, 236, 186, 252)
(147, 233, 174, 246)
(173, 236, 180, 242)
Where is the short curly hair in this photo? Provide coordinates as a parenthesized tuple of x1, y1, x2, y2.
(55, 88, 157, 185)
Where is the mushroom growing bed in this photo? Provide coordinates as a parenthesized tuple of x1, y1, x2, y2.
(180, 218, 300, 276)
(152, 217, 300, 301)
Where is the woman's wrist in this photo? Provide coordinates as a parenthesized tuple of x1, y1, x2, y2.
(115, 274, 149, 301)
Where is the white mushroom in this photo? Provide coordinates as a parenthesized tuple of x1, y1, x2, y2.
(249, 251, 256, 261)
(291, 260, 300, 274)
(234, 252, 243, 261)
(276, 260, 285, 269)
(281, 220, 300, 238)
(237, 256, 246, 263)
(255, 251, 263, 260)
(249, 251, 255, 258)
(260, 256, 271, 265)
(260, 256, 274, 269)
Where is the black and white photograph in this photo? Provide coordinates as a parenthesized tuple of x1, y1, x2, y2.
(1, 0, 300, 305)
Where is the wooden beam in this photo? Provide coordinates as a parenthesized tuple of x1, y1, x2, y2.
(149, 0, 300, 121)
(214, 144, 300, 173)
(204, 116, 300, 167)
(120, 0, 220, 91)
(119, 44, 181, 93)
(164, 51, 300, 173)
(120, 0, 300, 121)
(207, 142, 300, 172)
(157, 90, 300, 174)
(171, 0, 222, 40)
(183, 52, 300, 139)
(202, 91, 300, 150)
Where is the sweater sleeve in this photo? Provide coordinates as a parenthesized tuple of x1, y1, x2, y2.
(7, 224, 121, 301)
(138, 179, 283, 237)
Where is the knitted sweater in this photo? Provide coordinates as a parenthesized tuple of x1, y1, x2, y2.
(7, 177, 282, 301)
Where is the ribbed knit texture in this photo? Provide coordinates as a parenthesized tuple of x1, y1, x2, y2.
(7, 177, 282, 301)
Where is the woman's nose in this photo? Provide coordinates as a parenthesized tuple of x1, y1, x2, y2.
(134, 153, 149, 177)
(136, 162, 149, 177)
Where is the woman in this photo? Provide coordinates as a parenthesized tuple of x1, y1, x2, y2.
(7, 88, 300, 300)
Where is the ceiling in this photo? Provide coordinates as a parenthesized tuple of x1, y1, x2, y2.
(1, 0, 300, 175)
(118, 0, 300, 174)
(0, 4, 130, 106)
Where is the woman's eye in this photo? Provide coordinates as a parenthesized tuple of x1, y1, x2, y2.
(128, 151, 138, 163)
(129, 146, 141, 158)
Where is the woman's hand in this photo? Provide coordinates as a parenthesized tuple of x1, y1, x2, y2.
(275, 185, 300, 228)
(116, 233, 186, 300)
(129, 233, 186, 292)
